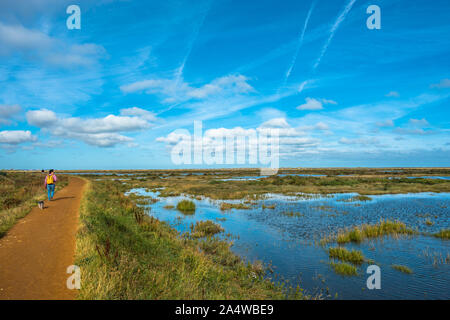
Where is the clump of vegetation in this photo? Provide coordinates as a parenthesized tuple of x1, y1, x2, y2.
(334, 220, 416, 244)
(433, 229, 450, 240)
(0, 171, 68, 237)
(190, 220, 224, 238)
(220, 202, 251, 211)
(339, 195, 372, 202)
(75, 180, 307, 299)
(425, 219, 434, 226)
(176, 200, 196, 214)
(280, 211, 304, 218)
(392, 264, 413, 274)
(330, 262, 358, 276)
(328, 247, 364, 265)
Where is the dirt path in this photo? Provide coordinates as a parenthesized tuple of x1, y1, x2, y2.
(0, 177, 86, 300)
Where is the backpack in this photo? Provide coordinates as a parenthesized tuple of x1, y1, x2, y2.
(47, 175, 54, 184)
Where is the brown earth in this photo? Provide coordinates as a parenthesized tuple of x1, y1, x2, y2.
(0, 177, 86, 300)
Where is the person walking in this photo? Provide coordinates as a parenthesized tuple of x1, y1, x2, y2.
(44, 169, 57, 201)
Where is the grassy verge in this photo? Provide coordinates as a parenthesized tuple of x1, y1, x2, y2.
(0, 172, 68, 237)
(75, 180, 308, 299)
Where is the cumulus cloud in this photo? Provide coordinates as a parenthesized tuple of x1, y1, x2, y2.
(26, 108, 155, 147)
(120, 74, 254, 103)
(0, 130, 36, 144)
(0, 104, 21, 125)
(297, 97, 336, 111)
(119, 107, 157, 121)
(156, 117, 319, 161)
(430, 79, 450, 89)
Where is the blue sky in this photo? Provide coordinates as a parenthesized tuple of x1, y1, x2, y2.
(0, 0, 449, 169)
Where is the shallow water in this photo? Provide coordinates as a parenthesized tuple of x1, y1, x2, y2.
(126, 189, 450, 299)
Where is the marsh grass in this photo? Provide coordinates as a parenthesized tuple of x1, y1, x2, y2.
(115, 168, 450, 201)
(190, 220, 224, 238)
(334, 220, 416, 244)
(392, 264, 413, 274)
(433, 229, 450, 240)
(329, 262, 358, 276)
(220, 202, 251, 211)
(338, 195, 372, 202)
(280, 211, 304, 218)
(0, 172, 68, 237)
(328, 247, 364, 265)
(75, 180, 308, 299)
(176, 200, 196, 214)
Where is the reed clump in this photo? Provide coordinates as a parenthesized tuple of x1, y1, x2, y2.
(335, 219, 416, 244)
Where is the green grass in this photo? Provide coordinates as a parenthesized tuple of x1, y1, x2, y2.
(108, 168, 450, 201)
(0, 171, 68, 237)
(190, 220, 224, 238)
(176, 200, 196, 214)
(329, 262, 358, 276)
(328, 247, 364, 265)
(75, 180, 309, 299)
(333, 219, 416, 244)
(392, 264, 413, 274)
(433, 229, 450, 240)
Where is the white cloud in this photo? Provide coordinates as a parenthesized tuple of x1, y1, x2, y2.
(315, 122, 329, 130)
(297, 98, 323, 110)
(376, 119, 394, 127)
(27, 108, 156, 147)
(120, 107, 157, 121)
(409, 118, 429, 127)
(259, 118, 290, 129)
(0, 130, 36, 144)
(26, 108, 57, 127)
(296, 97, 336, 111)
(120, 74, 254, 104)
(385, 91, 400, 97)
(431, 79, 450, 89)
(156, 117, 319, 160)
(0, 104, 21, 125)
(0, 22, 105, 68)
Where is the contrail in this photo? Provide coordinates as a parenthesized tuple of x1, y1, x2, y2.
(175, 1, 212, 85)
(313, 0, 356, 71)
(284, 0, 317, 85)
